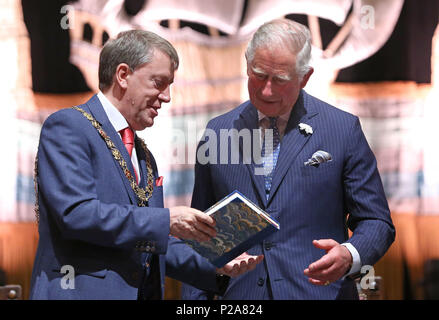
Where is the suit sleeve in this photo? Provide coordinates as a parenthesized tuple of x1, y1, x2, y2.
(36, 110, 170, 252)
(343, 117, 396, 266)
(166, 237, 229, 295)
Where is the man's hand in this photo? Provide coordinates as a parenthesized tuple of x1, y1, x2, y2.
(217, 252, 264, 278)
(303, 239, 352, 285)
(169, 206, 217, 242)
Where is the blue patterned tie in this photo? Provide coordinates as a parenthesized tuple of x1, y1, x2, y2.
(262, 117, 280, 199)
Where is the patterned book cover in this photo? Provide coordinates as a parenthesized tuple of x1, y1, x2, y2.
(185, 190, 280, 268)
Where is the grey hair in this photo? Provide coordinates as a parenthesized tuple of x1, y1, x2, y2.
(245, 19, 312, 80)
(98, 30, 179, 91)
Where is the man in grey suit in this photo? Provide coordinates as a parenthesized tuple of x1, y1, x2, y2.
(182, 18, 395, 299)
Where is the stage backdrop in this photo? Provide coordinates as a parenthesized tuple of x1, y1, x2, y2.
(0, 0, 438, 299)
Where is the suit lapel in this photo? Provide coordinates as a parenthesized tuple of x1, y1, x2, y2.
(135, 139, 147, 189)
(136, 139, 163, 208)
(84, 95, 138, 205)
(267, 90, 319, 204)
(235, 102, 267, 206)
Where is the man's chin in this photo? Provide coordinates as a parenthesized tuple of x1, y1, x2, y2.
(132, 119, 153, 131)
(144, 118, 155, 129)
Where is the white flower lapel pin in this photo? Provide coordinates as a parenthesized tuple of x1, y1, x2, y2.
(304, 150, 332, 167)
(298, 123, 313, 135)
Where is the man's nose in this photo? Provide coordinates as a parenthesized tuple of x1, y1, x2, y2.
(261, 80, 273, 97)
(158, 86, 171, 103)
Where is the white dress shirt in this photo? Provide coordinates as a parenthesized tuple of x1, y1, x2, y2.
(97, 91, 141, 183)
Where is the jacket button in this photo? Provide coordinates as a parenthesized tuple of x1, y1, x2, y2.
(265, 242, 273, 250)
(257, 278, 265, 286)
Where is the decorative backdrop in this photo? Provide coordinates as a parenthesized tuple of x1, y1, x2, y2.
(0, 0, 438, 299)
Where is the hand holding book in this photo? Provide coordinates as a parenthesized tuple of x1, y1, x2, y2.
(169, 206, 217, 242)
(185, 190, 280, 268)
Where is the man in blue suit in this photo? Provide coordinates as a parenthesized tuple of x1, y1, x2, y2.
(182, 19, 395, 299)
(30, 30, 262, 300)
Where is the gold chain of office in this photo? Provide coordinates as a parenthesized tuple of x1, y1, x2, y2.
(72, 106, 154, 206)
(33, 107, 154, 223)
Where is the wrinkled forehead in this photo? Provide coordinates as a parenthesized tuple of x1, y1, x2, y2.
(250, 46, 296, 73)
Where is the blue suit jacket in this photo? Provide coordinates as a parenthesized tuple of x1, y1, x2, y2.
(29, 95, 219, 300)
(182, 90, 395, 300)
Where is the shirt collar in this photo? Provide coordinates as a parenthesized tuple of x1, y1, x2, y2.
(257, 109, 291, 124)
(257, 108, 292, 131)
(97, 91, 131, 133)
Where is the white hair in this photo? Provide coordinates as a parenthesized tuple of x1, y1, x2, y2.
(245, 19, 312, 80)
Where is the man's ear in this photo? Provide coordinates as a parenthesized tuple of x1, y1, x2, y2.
(114, 63, 131, 89)
(300, 67, 314, 88)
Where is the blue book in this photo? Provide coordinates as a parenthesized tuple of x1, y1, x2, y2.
(185, 190, 280, 268)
